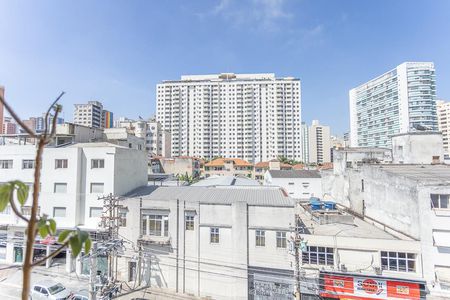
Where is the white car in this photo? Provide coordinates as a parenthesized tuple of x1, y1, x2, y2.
(31, 280, 71, 300)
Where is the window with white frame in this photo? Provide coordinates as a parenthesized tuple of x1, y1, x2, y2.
(53, 207, 66, 218)
(91, 159, 105, 169)
(118, 208, 127, 227)
(0, 160, 13, 169)
(90, 207, 103, 218)
(302, 246, 334, 266)
(256, 230, 265, 247)
(141, 214, 169, 237)
(431, 194, 449, 209)
(22, 160, 35, 169)
(54, 183, 67, 193)
(276, 231, 287, 248)
(210, 227, 219, 243)
(21, 206, 40, 216)
(381, 251, 415, 272)
(90, 183, 104, 194)
(185, 215, 194, 231)
(55, 159, 68, 169)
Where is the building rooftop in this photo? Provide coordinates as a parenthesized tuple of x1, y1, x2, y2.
(254, 160, 292, 169)
(297, 205, 398, 239)
(268, 170, 321, 178)
(335, 147, 391, 153)
(370, 164, 450, 184)
(192, 175, 260, 187)
(126, 185, 294, 207)
(205, 158, 253, 167)
(66, 142, 128, 148)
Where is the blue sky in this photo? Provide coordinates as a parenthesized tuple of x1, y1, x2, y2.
(1, 0, 449, 135)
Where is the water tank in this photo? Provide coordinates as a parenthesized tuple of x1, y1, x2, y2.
(323, 201, 336, 210)
(309, 197, 321, 204)
(310, 200, 322, 210)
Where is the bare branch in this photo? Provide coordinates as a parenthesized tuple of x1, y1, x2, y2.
(9, 190, 29, 223)
(30, 240, 69, 267)
(45, 103, 62, 144)
(43, 92, 65, 140)
(0, 94, 36, 138)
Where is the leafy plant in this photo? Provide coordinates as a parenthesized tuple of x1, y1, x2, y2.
(0, 92, 92, 300)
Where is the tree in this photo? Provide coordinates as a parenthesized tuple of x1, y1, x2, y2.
(0, 93, 92, 300)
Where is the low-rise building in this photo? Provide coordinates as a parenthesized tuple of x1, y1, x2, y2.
(150, 156, 201, 178)
(253, 160, 292, 180)
(103, 127, 146, 151)
(0, 143, 147, 267)
(204, 158, 253, 178)
(264, 170, 322, 200)
(117, 185, 295, 300)
(391, 131, 444, 164)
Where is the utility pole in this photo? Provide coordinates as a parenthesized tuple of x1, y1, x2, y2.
(293, 214, 302, 300)
(89, 242, 98, 300)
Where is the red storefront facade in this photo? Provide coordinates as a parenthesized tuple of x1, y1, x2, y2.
(319, 272, 426, 300)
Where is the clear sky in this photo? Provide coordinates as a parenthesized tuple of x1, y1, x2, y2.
(1, 0, 449, 135)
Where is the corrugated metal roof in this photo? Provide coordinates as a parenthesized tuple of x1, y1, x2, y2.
(268, 170, 321, 178)
(191, 175, 260, 187)
(126, 185, 294, 207)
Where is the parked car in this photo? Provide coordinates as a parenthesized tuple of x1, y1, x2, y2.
(70, 290, 88, 300)
(30, 280, 71, 300)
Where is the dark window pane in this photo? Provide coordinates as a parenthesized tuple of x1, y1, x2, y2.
(431, 194, 439, 208)
(381, 251, 387, 257)
(398, 259, 407, 271)
(389, 259, 398, 271)
(318, 253, 326, 265)
(389, 252, 397, 257)
(408, 260, 415, 271)
(407, 253, 415, 259)
(381, 258, 388, 270)
(398, 253, 406, 258)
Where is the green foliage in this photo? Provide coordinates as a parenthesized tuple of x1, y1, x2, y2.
(59, 229, 92, 257)
(0, 181, 30, 210)
(277, 156, 303, 166)
(37, 216, 57, 238)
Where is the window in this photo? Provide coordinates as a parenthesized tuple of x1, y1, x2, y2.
(91, 159, 105, 169)
(54, 183, 67, 193)
(21, 206, 40, 216)
(22, 160, 35, 169)
(90, 183, 104, 194)
(381, 251, 415, 272)
(361, 179, 365, 192)
(302, 246, 334, 266)
(288, 182, 295, 186)
(53, 207, 66, 218)
(142, 214, 169, 237)
(210, 227, 219, 243)
(55, 159, 68, 169)
(276, 231, 287, 248)
(119, 208, 127, 227)
(0, 160, 13, 169)
(185, 215, 194, 231)
(90, 207, 103, 218)
(431, 194, 449, 209)
(256, 230, 265, 247)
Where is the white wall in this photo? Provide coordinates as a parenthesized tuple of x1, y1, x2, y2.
(264, 173, 322, 199)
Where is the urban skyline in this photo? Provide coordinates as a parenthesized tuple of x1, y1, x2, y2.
(1, 0, 450, 135)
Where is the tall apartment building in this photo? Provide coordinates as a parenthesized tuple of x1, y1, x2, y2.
(350, 62, 438, 148)
(308, 120, 331, 164)
(73, 101, 104, 128)
(156, 73, 302, 163)
(2, 117, 17, 134)
(102, 110, 113, 128)
(301, 122, 309, 163)
(0, 86, 4, 134)
(437, 100, 450, 155)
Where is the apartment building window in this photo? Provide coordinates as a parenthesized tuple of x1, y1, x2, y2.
(185, 215, 194, 231)
(54, 183, 67, 193)
(0, 229, 6, 259)
(119, 208, 127, 227)
(0, 160, 13, 169)
(90, 183, 104, 194)
(91, 159, 105, 169)
(302, 246, 334, 266)
(90, 207, 103, 218)
(431, 194, 449, 209)
(276, 231, 287, 248)
(22, 160, 35, 169)
(210, 227, 220, 244)
(21, 206, 40, 216)
(53, 207, 66, 218)
(142, 214, 169, 237)
(381, 251, 415, 272)
(255, 230, 265, 247)
(55, 159, 68, 169)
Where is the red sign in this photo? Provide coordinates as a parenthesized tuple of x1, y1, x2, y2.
(320, 273, 423, 300)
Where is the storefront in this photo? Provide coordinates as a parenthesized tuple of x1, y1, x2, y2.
(319, 271, 426, 300)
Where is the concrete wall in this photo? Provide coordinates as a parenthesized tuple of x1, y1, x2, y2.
(264, 173, 322, 199)
(392, 133, 444, 164)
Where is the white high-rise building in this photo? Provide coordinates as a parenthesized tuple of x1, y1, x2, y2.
(73, 101, 104, 128)
(437, 100, 450, 155)
(308, 120, 331, 164)
(301, 122, 309, 163)
(350, 62, 437, 148)
(156, 73, 302, 163)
